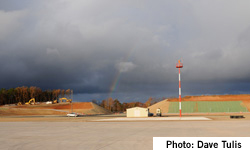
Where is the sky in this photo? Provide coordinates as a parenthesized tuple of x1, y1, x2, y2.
(1, 0, 250, 102)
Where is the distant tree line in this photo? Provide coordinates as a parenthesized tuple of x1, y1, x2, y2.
(94, 96, 167, 112)
(0, 86, 72, 105)
(0, 86, 168, 112)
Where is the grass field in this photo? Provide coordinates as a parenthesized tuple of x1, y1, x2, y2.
(168, 101, 249, 113)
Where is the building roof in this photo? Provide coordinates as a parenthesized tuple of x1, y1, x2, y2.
(127, 107, 147, 110)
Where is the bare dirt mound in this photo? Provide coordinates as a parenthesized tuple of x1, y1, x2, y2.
(242, 101, 250, 111)
(0, 102, 111, 116)
(53, 102, 93, 109)
(70, 102, 111, 115)
(0, 108, 66, 116)
(89, 103, 111, 114)
(148, 99, 170, 114)
(168, 94, 250, 102)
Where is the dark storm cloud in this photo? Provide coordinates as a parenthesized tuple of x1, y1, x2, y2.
(0, 0, 32, 11)
(1, 0, 250, 101)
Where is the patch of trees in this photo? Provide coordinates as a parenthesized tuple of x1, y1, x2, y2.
(0, 86, 72, 105)
(96, 96, 167, 112)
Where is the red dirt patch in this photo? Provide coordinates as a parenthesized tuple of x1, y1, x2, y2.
(11, 102, 93, 110)
(168, 94, 250, 102)
(53, 102, 93, 109)
(242, 100, 250, 111)
(0, 102, 110, 116)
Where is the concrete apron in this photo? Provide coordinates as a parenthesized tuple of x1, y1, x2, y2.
(95, 117, 211, 121)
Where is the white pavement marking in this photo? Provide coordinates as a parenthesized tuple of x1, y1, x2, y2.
(95, 117, 211, 121)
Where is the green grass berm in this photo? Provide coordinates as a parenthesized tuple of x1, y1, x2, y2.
(168, 101, 248, 113)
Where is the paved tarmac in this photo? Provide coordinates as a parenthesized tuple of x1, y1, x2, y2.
(95, 117, 211, 121)
(1, 121, 250, 150)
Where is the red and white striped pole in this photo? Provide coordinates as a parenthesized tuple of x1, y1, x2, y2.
(176, 60, 183, 117)
(179, 67, 182, 117)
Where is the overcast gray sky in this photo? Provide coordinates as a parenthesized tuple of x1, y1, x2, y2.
(1, 0, 250, 102)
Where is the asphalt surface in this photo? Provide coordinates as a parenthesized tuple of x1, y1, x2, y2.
(1, 120, 250, 150)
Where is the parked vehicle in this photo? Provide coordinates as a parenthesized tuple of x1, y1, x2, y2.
(67, 113, 78, 117)
(156, 108, 162, 117)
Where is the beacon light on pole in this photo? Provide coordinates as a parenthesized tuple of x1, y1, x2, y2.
(176, 60, 183, 117)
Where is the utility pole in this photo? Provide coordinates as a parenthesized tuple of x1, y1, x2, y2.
(71, 89, 73, 113)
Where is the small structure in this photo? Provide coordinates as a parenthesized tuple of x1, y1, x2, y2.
(126, 107, 148, 117)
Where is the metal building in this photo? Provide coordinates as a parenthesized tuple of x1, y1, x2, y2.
(126, 107, 148, 117)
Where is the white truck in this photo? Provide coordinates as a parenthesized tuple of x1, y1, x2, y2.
(156, 108, 161, 117)
(67, 113, 78, 117)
